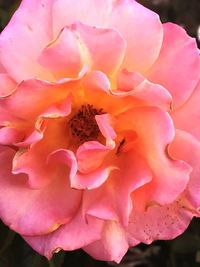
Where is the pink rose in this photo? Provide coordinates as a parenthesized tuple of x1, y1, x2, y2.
(0, 0, 199, 263)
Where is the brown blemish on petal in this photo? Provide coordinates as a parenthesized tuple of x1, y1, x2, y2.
(27, 24, 33, 32)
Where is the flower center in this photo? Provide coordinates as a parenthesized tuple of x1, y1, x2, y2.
(68, 104, 104, 143)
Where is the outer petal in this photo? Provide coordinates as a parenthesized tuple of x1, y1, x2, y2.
(117, 107, 191, 207)
(172, 81, 200, 141)
(0, 0, 55, 81)
(147, 23, 200, 108)
(0, 146, 82, 236)
(23, 210, 103, 259)
(128, 199, 193, 244)
(84, 221, 129, 263)
(109, 0, 163, 72)
(52, 0, 113, 35)
(169, 130, 200, 209)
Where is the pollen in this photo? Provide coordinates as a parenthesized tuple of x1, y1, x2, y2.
(68, 104, 104, 143)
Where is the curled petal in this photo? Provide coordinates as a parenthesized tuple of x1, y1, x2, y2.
(48, 149, 78, 185)
(23, 210, 103, 259)
(117, 69, 145, 91)
(95, 113, 116, 146)
(71, 167, 114, 191)
(40, 95, 72, 119)
(0, 146, 82, 236)
(0, 127, 24, 145)
(39, 27, 82, 79)
(76, 141, 113, 173)
(15, 118, 46, 148)
(13, 119, 69, 188)
(49, 148, 113, 190)
(0, 79, 72, 121)
(115, 74, 172, 111)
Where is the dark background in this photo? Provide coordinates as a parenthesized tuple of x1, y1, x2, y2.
(0, 0, 200, 266)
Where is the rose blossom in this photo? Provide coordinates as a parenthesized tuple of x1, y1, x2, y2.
(0, 0, 200, 263)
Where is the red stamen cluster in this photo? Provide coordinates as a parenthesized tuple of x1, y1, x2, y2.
(68, 104, 104, 143)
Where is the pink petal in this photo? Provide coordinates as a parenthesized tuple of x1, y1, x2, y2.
(95, 113, 117, 145)
(48, 149, 111, 190)
(40, 95, 72, 119)
(0, 74, 16, 97)
(52, 0, 113, 35)
(71, 22, 126, 75)
(0, 126, 24, 145)
(169, 130, 200, 208)
(117, 69, 145, 91)
(23, 210, 103, 259)
(147, 23, 200, 108)
(13, 120, 69, 188)
(0, 0, 55, 81)
(82, 71, 134, 115)
(109, 0, 163, 72)
(0, 79, 70, 120)
(0, 146, 82, 236)
(72, 167, 112, 190)
(115, 75, 172, 111)
(131, 79, 172, 111)
(128, 199, 193, 244)
(84, 221, 129, 263)
(15, 118, 46, 148)
(48, 149, 78, 183)
(117, 107, 191, 206)
(39, 27, 82, 79)
(83, 149, 152, 226)
(81, 71, 111, 108)
(172, 81, 200, 140)
(0, 106, 21, 125)
(76, 141, 112, 173)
